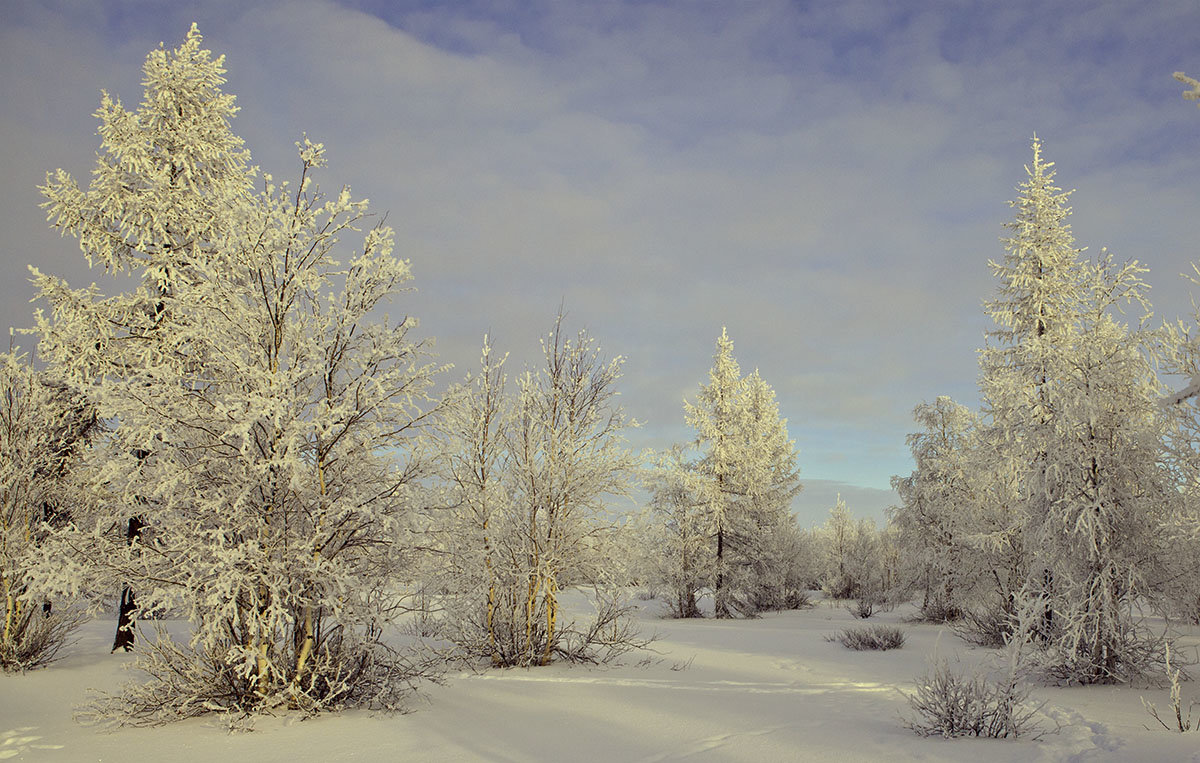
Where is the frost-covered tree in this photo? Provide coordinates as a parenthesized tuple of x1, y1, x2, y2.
(434, 338, 511, 662)
(434, 318, 643, 666)
(1157, 70, 1200, 623)
(890, 397, 980, 621)
(1027, 254, 1169, 682)
(28, 27, 441, 721)
(684, 329, 744, 617)
(0, 348, 95, 671)
(683, 330, 802, 617)
(975, 139, 1169, 682)
(643, 446, 710, 618)
(817, 497, 882, 603)
(976, 136, 1090, 641)
(36, 23, 255, 652)
(731, 370, 805, 613)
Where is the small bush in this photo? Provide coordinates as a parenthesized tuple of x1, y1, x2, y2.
(826, 625, 905, 651)
(785, 589, 814, 610)
(0, 606, 86, 673)
(1142, 643, 1196, 733)
(954, 606, 1016, 648)
(912, 597, 962, 624)
(904, 657, 1042, 739)
(848, 598, 875, 619)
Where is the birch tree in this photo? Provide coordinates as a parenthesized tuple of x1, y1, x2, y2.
(434, 338, 511, 663)
(435, 318, 643, 666)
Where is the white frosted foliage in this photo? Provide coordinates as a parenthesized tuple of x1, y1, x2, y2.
(27, 26, 442, 721)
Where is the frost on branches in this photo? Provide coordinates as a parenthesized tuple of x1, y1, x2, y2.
(0, 349, 95, 671)
(27, 26, 442, 722)
(914, 138, 1172, 682)
(890, 397, 979, 622)
(35, 22, 255, 654)
(433, 317, 645, 667)
(650, 329, 804, 618)
(643, 445, 711, 618)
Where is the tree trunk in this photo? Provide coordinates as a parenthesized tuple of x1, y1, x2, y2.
(714, 523, 730, 618)
(112, 516, 144, 652)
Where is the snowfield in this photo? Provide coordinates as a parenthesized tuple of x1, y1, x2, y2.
(3, 595, 1198, 762)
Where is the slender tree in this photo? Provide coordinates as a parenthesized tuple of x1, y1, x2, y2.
(890, 397, 979, 621)
(644, 446, 709, 618)
(434, 317, 643, 666)
(36, 24, 254, 652)
(684, 330, 802, 617)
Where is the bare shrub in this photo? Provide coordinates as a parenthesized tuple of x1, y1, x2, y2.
(954, 604, 1016, 648)
(913, 597, 962, 624)
(79, 624, 443, 727)
(903, 656, 1043, 739)
(826, 625, 905, 651)
(785, 589, 814, 610)
(1142, 643, 1196, 733)
(848, 598, 875, 619)
(554, 591, 657, 665)
(0, 606, 87, 672)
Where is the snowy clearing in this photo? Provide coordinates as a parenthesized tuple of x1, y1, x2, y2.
(3, 596, 1198, 762)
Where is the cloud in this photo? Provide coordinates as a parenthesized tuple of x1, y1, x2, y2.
(2, 0, 1199, 496)
(793, 479, 898, 527)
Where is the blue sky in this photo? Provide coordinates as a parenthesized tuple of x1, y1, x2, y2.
(2, 0, 1199, 524)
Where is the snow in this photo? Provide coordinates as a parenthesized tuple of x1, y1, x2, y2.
(3, 596, 1197, 762)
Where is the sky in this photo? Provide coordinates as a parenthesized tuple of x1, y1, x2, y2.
(2, 0, 1199, 525)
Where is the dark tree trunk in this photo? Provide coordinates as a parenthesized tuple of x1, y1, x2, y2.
(714, 523, 730, 618)
(112, 516, 144, 652)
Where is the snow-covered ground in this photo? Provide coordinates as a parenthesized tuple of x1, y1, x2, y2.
(3, 596, 1198, 762)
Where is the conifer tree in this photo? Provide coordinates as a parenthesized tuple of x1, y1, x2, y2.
(890, 397, 979, 621)
(978, 136, 1088, 639)
(976, 139, 1168, 681)
(684, 329, 801, 617)
(36, 23, 255, 651)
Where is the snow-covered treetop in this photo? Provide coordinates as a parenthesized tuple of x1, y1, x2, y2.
(40, 22, 253, 282)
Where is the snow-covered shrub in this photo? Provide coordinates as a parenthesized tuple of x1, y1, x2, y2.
(954, 599, 1018, 649)
(826, 625, 905, 651)
(904, 656, 1042, 739)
